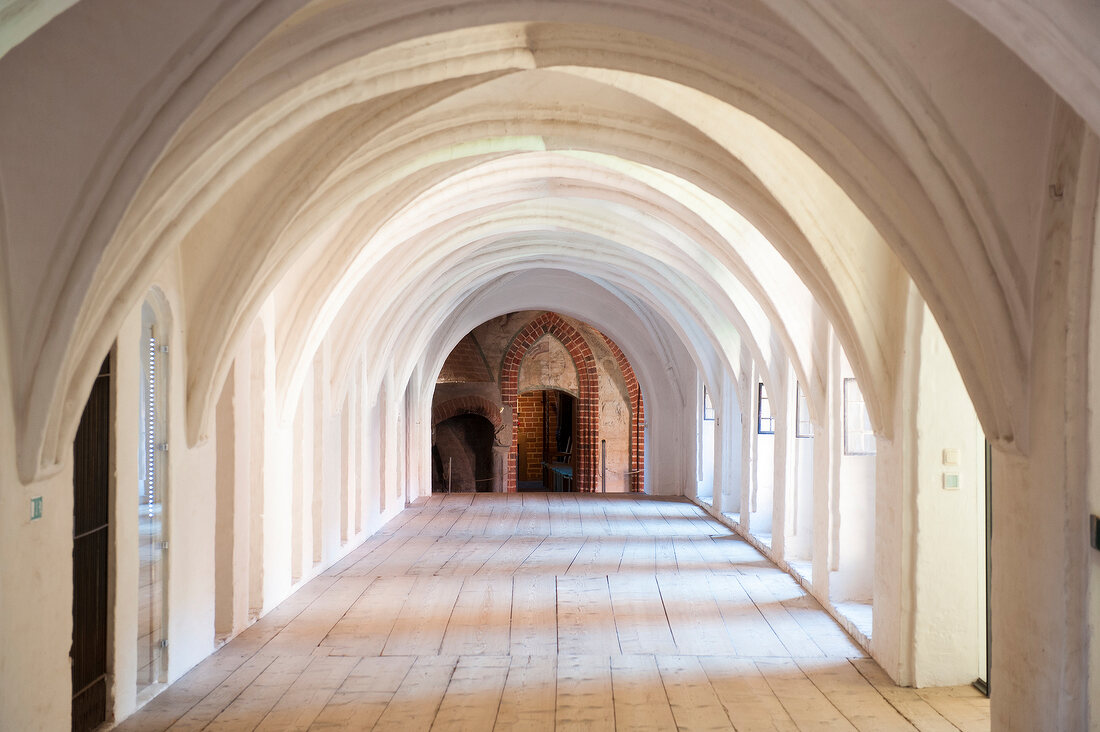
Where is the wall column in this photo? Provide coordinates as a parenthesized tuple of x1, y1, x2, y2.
(990, 117, 1095, 730)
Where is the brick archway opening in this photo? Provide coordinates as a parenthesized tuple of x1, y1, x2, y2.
(502, 313, 598, 492)
(431, 396, 503, 430)
(431, 396, 503, 493)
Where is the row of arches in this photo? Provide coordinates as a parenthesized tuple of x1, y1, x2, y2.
(14, 11, 1057, 481)
(0, 2, 1097, 730)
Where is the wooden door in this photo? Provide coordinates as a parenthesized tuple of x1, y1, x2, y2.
(71, 356, 111, 731)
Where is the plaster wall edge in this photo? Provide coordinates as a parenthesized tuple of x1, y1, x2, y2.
(692, 499, 874, 660)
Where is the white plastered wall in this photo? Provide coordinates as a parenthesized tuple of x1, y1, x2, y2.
(833, 349, 876, 606)
(909, 301, 985, 686)
(786, 363, 815, 566)
(5, 254, 416, 727)
(0, 346, 73, 732)
(104, 257, 220, 718)
(693, 284, 986, 689)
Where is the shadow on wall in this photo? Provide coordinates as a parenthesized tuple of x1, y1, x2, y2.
(433, 414, 495, 492)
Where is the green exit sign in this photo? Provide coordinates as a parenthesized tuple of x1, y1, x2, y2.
(30, 496, 42, 521)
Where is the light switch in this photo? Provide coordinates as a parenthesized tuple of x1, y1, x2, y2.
(942, 448, 960, 466)
(30, 496, 43, 520)
(943, 471, 960, 490)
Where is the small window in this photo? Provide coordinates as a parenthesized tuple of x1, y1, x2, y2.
(843, 378, 876, 455)
(702, 385, 715, 421)
(796, 383, 813, 438)
(757, 382, 774, 434)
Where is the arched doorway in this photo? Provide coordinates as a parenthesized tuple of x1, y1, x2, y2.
(516, 389, 577, 491)
(502, 314, 599, 492)
(432, 414, 495, 492)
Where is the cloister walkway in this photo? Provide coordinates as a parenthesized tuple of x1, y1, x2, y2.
(115, 492, 990, 731)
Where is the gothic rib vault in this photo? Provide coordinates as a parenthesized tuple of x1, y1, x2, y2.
(0, 1, 1098, 730)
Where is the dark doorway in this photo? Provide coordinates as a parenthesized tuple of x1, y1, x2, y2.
(72, 356, 111, 731)
(433, 414, 495, 492)
(516, 390, 576, 491)
(976, 439, 992, 696)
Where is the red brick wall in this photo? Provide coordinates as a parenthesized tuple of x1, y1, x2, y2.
(515, 392, 540, 481)
(518, 391, 565, 481)
(437, 334, 493, 383)
(436, 313, 643, 493)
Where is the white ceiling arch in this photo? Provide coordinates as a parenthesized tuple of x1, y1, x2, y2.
(272, 154, 826, 419)
(5, 1, 1062, 480)
(4, 0, 1097, 134)
(342, 236, 762, 399)
(177, 78, 902, 449)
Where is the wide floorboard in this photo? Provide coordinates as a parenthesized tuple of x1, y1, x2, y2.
(115, 493, 989, 731)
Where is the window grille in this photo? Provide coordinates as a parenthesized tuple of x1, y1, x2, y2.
(138, 307, 168, 690)
(145, 334, 158, 517)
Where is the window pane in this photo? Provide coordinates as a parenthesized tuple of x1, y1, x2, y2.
(796, 383, 813, 438)
(758, 383, 774, 434)
(843, 378, 875, 455)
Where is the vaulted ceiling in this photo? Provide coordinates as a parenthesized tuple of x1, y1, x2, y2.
(0, 0, 1084, 481)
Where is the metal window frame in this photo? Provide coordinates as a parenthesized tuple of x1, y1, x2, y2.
(757, 382, 775, 435)
(702, 384, 715, 421)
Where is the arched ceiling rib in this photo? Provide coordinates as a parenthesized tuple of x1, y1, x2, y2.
(7, 2, 1061, 480)
(4, 1, 1096, 137)
(178, 65, 904, 448)
(319, 234, 778, 420)
(194, 12, 1028, 441)
(273, 157, 823, 415)
(417, 270, 704, 414)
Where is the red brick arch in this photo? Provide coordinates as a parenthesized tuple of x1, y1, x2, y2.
(432, 396, 502, 429)
(502, 313, 598, 492)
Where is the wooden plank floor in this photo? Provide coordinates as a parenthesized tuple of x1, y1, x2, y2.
(115, 493, 989, 731)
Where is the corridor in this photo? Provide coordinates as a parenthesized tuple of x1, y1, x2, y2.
(114, 494, 989, 731)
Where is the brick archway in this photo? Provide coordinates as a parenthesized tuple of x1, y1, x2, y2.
(432, 396, 502, 429)
(501, 313, 598, 492)
(600, 333, 645, 492)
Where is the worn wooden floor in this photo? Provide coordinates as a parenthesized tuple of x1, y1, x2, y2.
(115, 492, 990, 731)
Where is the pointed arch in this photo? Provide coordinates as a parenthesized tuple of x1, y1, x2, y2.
(431, 395, 502, 430)
(501, 313, 598, 492)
